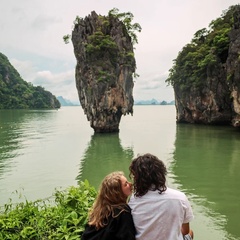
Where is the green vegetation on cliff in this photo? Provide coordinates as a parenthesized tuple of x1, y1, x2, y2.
(0, 181, 96, 239)
(63, 8, 141, 80)
(0, 52, 60, 109)
(64, 8, 141, 46)
(166, 5, 238, 91)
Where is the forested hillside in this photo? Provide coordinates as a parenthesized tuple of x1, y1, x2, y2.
(0, 52, 60, 109)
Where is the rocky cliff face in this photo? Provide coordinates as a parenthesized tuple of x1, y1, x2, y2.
(227, 9, 240, 127)
(173, 5, 240, 127)
(174, 62, 232, 125)
(71, 11, 135, 133)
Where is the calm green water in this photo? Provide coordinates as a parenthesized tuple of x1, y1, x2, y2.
(0, 106, 239, 240)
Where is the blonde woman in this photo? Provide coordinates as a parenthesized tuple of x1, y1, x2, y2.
(81, 171, 136, 240)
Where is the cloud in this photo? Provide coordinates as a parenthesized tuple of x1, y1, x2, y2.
(1, 0, 239, 102)
(136, 73, 167, 90)
(134, 72, 174, 101)
(10, 58, 38, 81)
(34, 69, 78, 101)
(34, 70, 74, 86)
(33, 70, 78, 101)
(31, 15, 62, 31)
(10, 58, 78, 102)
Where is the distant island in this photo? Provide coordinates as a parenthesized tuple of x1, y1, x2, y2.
(57, 96, 80, 106)
(134, 99, 175, 105)
(0, 52, 60, 109)
(58, 96, 175, 107)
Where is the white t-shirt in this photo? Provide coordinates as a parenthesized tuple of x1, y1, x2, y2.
(129, 187, 194, 240)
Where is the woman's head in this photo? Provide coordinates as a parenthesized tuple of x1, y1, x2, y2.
(98, 171, 132, 204)
(129, 153, 167, 197)
(88, 171, 132, 229)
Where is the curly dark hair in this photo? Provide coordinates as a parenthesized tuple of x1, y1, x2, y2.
(129, 153, 167, 197)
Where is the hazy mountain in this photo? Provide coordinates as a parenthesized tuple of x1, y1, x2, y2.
(57, 96, 80, 106)
(134, 99, 175, 105)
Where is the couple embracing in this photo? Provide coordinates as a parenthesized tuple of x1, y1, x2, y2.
(81, 153, 194, 240)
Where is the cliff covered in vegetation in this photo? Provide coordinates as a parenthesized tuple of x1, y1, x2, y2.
(0, 52, 60, 109)
(166, 5, 240, 127)
(67, 9, 141, 133)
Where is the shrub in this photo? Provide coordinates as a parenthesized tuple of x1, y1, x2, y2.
(0, 180, 97, 239)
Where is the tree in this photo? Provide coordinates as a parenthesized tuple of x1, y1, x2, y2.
(166, 5, 238, 90)
(63, 8, 142, 46)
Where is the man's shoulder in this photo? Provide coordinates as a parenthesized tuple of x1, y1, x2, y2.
(165, 187, 187, 199)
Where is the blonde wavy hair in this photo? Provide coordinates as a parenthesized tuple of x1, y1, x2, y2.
(88, 171, 129, 229)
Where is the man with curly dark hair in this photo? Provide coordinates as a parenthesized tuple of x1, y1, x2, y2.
(129, 153, 194, 240)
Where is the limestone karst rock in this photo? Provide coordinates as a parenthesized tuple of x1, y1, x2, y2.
(71, 11, 137, 133)
(167, 5, 240, 128)
(227, 6, 240, 127)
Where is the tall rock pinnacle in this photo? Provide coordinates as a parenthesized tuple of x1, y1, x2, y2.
(71, 10, 139, 133)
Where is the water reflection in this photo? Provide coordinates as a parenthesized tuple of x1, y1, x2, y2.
(0, 109, 58, 178)
(0, 110, 31, 177)
(1, 106, 239, 239)
(171, 124, 240, 240)
(77, 133, 134, 189)
(0, 107, 87, 205)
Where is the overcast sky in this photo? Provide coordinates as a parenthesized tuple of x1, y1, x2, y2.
(1, 0, 239, 103)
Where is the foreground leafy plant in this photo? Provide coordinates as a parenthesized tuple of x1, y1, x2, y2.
(0, 180, 97, 240)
